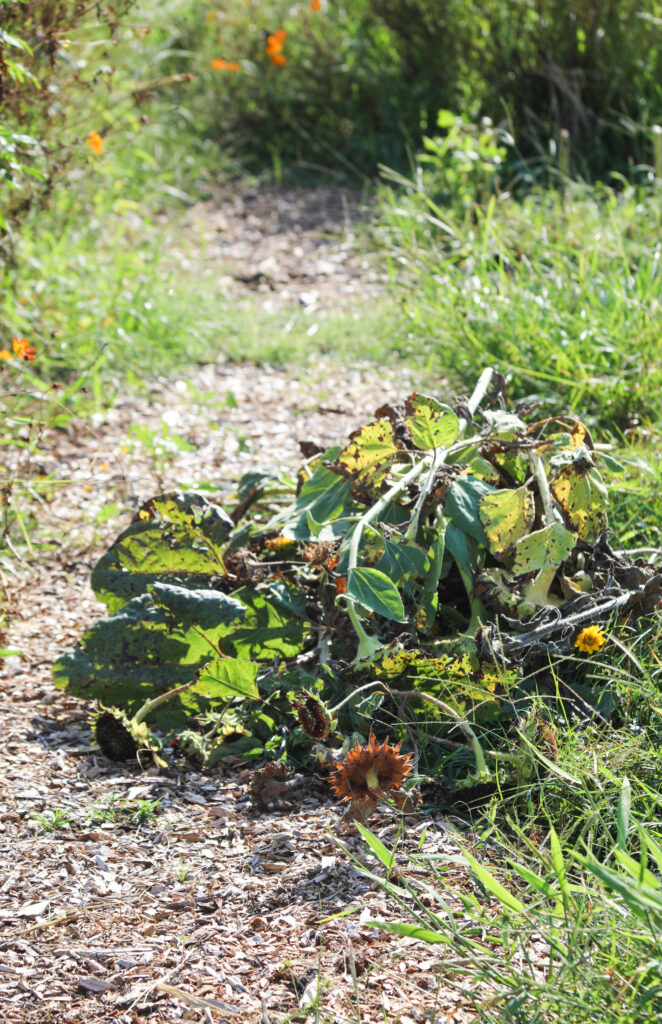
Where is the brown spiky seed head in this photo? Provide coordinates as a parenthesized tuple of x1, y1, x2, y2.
(330, 731, 413, 805)
(293, 691, 333, 740)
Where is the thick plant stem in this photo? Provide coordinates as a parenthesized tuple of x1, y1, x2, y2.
(530, 450, 561, 526)
(132, 679, 199, 726)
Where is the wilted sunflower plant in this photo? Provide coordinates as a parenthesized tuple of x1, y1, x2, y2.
(53, 368, 662, 809)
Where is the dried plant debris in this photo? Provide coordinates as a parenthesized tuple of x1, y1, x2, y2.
(53, 367, 662, 797)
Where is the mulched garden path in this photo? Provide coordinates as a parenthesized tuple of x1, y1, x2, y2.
(1, 187, 479, 1024)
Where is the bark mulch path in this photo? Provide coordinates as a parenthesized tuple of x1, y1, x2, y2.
(1, 189, 479, 1024)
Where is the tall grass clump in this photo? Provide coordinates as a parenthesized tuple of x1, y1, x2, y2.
(377, 152, 662, 426)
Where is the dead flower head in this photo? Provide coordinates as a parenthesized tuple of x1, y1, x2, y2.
(330, 731, 413, 812)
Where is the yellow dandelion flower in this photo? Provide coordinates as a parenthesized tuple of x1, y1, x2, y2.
(574, 625, 607, 654)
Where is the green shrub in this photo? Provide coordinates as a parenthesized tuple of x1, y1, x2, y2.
(160, 0, 662, 179)
(0, 0, 137, 249)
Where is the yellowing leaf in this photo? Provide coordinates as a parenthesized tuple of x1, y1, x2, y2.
(550, 452, 608, 542)
(333, 419, 400, 490)
(405, 393, 460, 450)
(512, 522, 576, 575)
(479, 485, 535, 560)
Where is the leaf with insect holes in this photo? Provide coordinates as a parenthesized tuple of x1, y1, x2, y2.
(550, 449, 608, 542)
(332, 419, 400, 490)
(511, 522, 576, 575)
(346, 567, 407, 622)
(405, 393, 460, 450)
(479, 485, 535, 560)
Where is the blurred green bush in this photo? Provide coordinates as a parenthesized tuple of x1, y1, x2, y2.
(168, 0, 662, 179)
(0, 0, 136, 249)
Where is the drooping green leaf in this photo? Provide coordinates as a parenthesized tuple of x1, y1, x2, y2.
(221, 587, 308, 658)
(91, 491, 233, 611)
(52, 586, 249, 714)
(346, 567, 407, 622)
(295, 463, 351, 522)
(332, 419, 400, 490)
(150, 583, 247, 631)
(479, 485, 535, 560)
(445, 476, 493, 545)
(512, 522, 576, 575)
(445, 522, 477, 578)
(405, 393, 460, 451)
(375, 538, 429, 582)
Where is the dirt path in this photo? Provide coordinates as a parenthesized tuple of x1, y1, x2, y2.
(0, 189, 474, 1024)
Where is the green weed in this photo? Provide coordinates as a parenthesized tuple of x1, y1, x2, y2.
(86, 795, 162, 828)
(31, 807, 71, 833)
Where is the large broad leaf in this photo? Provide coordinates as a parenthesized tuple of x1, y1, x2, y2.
(375, 539, 429, 582)
(347, 567, 406, 622)
(479, 485, 535, 560)
(91, 491, 233, 611)
(404, 393, 460, 451)
(444, 522, 476, 578)
(332, 419, 400, 491)
(150, 583, 247, 631)
(511, 521, 576, 575)
(183, 658, 260, 708)
(550, 449, 608, 542)
(445, 476, 494, 545)
(52, 589, 247, 714)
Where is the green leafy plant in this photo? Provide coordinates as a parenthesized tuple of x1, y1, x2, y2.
(86, 795, 162, 828)
(53, 368, 662, 791)
(31, 807, 71, 833)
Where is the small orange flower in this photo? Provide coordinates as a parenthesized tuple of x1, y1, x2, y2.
(210, 58, 241, 71)
(12, 337, 36, 360)
(0, 349, 12, 361)
(330, 731, 414, 816)
(87, 131, 104, 155)
(310, 0, 322, 10)
(266, 29, 287, 63)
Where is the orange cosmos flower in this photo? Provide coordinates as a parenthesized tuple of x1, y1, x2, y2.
(210, 58, 241, 71)
(310, 0, 322, 9)
(266, 29, 287, 63)
(330, 731, 414, 816)
(87, 131, 104, 155)
(12, 337, 36, 360)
